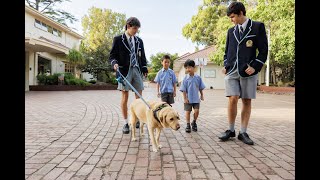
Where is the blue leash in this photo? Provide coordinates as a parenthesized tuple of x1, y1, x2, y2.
(116, 68, 151, 109)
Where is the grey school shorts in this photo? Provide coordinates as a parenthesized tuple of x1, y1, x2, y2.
(118, 66, 144, 92)
(225, 69, 258, 99)
(161, 92, 174, 104)
(184, 103, 200, 111)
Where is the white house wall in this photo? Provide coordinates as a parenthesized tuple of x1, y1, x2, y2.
(177, 64, 225, 90)
(25, 12, 80, 50)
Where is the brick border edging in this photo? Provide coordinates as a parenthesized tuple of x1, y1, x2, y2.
(29, 85, 118, 91)
(257, 85, 295, 95)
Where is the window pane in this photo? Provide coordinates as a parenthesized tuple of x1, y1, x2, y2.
(41, 22, 48, 31)
(58, 30, 62, 37)
(53, 28, 58, 36)
(35, 19, 41, 28)
(47, 26, 53, 33)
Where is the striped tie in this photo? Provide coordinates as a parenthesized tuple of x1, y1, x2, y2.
(239, 26, 244, 39)
(129, 37, 137, 67)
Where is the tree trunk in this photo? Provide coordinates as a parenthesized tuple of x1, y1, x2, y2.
(36, 0, 40, 10)
(271, 63, 276, 85)
(74, 66, 77, 78)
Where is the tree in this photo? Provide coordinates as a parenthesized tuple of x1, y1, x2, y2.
(182, 0, 234, 46)
(66, 48, 84, 76)
(149, 52, 179, 74)
(80, 7, 126, 81)
(25, 0, 77, 26)
(191, 0, 295, 84)
(209, 15, 233, 66)
(249, 0, 295, 83)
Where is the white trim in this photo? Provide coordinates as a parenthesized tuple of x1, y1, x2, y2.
(239, 20, 253, 44)
(255, 59, 264, 64)
(226, 60, 237, 76)
(121, 34, 131, 53)
(224, 59, 227, 62)
(110, 59, 117, 65)
(233, 26, 240, 44)
(246, 35, 256, 38)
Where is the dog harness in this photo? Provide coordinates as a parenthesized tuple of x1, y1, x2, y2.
(153, 103, 172, 123)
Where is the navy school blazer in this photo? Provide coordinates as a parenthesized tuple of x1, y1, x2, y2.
(224, 19, 268, 77)
(109, 33, 148, 78)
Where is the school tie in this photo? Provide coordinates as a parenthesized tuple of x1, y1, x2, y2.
(239, 26, 244, 39)
(128, 36, 138, 67)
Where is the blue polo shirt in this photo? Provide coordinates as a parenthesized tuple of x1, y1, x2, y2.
(154, 68, 177, 93)
(179, 74, 206, 103)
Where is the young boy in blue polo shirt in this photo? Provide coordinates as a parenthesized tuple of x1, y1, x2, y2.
(154, 54, 177, 105)
(180, 59, 206, 133)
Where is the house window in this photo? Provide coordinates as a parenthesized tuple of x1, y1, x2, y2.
(65, 63, 74, 73)
(35, 19, 42, 28)
(34, 19, 62, 37)
(38, 56, 51, 75)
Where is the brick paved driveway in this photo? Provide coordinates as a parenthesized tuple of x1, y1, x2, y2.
(25, 85, 294, 180)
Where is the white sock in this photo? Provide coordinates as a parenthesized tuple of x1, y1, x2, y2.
(124, 119, 128, 124)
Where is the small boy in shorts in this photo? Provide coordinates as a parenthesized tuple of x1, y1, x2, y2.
(179, 59, 205, 133)
(154, 54, 177, 105)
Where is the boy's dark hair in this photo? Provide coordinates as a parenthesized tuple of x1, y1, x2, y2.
(125, 17, 141, 30)
(184, 59, 195, 68)
(227, 2, 246, 16)
(162, 54, 171, 61)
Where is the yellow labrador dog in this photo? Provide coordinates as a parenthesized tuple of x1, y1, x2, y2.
(129, 99, 180, 152)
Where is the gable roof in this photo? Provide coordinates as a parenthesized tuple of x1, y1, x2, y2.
(173, 45, 215, 72)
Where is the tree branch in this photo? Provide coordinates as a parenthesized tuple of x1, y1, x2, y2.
(40, 1, 52, 12)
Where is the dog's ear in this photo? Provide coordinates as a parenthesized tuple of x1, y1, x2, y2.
(160, 115, 166, 123)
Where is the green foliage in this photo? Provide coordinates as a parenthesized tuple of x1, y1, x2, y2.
(80, 7, 126, 79)
(184, 0, 295, 83)
(182, 0, 231, 45)
(88, 79, 96, 84)
(65, 78, 90, 86)
(37, 73, 90, 86)
(25, 0, 77, 26)
(67, 48, 84, 66)
(147, 73, 157, 82)
(149, 52, 179, 73)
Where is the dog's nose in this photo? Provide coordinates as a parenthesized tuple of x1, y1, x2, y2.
(176, 124, 180, 130)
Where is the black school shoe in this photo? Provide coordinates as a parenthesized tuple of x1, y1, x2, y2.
(238, 132, 254, 145)
(185, 124, 191, 133)
(191, 121, 197, 131)
(218, 130, 236, 141)
(122, 123, 130, 134)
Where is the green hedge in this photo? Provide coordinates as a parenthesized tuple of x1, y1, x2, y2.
(37, 73, 90, 86)
(147, 72, 157, 82)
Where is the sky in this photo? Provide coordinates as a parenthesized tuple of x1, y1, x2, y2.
(54, 0, 205, 60)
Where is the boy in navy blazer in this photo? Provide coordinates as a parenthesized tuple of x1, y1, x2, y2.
(109, 17, 148, 134)
(219, 2, 268, 145)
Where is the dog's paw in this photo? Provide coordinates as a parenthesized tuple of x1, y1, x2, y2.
(140, 133, 145, 137)
(152, 148, 158, 152)
(131, 138, 137, 141)
(158, 144, 162, 149)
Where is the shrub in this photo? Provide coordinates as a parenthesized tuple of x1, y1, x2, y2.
(147, 72, 157, 82)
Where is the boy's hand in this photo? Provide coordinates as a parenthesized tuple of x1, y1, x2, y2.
(157, 93, 161, 98)
(113, 64, 119, 71)
(200, 95, 204, 101)
(184, 99, 189, 104)
(222, 67, 226, 74)
(173, 92, 176, 97)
